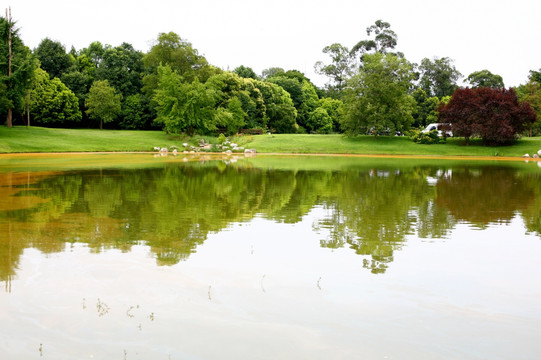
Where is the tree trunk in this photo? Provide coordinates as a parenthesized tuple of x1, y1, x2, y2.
(100, 119, 103, 130)
(6, 7, 13, 128)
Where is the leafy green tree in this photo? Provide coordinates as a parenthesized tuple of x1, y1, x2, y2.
(0, 13, 38, 127)
(306, 107, 332, 133)
(341, 53, 416, 136)
(154, 65, 216, 135)
(144, 32, 211, 83)
(418, 57, 462, 98)
(252, 80, 297, 133)
(234, 65, 258, 79)
(529, 70, 541, 84)
(411, 88, 440, 128)
(95, 43, 144, 98)
(121, 94, 151, 129)
(34, 38, 72, 79)
(28, 68, 81, 125)
(318, 97, 344, 132)
(466, 69, 504, 88)
(85, 80, 122, 130)
(314, 43, 355, 96)
(261, 67, 284, 79)
(516, 80, 541, 136)
(351, 20, 398, 60)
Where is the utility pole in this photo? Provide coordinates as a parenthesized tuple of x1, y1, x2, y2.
(5, 7, 13, 128)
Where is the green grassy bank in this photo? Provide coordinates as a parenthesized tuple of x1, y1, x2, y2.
(2, 126, 541, 158)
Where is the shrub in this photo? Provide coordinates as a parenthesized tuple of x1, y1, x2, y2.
(411, 129, 445, 144)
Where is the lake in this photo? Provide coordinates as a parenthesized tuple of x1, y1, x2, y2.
(1, 153, 540, 359)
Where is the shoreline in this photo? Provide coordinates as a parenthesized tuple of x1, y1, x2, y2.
(0, 151, 538, 162)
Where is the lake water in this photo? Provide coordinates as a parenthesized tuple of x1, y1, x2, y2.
(1, 153, 541, 359)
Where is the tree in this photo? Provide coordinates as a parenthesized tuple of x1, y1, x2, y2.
(418, 57, 462, 98)
(121, 94, 151, 129)
(144, 32, 211, 83)
(234, 65, 258, 79)
(351, 20, 398, 59)
(28, 67, 81, 125)
(261, 67, 284, 79)
(318, 97, 344, 132)
(411, 88, 440, 128)
(314, 43, 355, 96)
(153, 65, 216, 135)
(306, 107, 332, 134)
(34, 38, 72, 79)
(85, 80, 122, 130)
(439, 87, 536, 145)
(95, 43, 144, 98)
(252, 80, 297, 133)
(466, 69, 504, 88)
(341, 53, 416, 136)
(516, 81, 541, 136)
(0, 10, 38, 127)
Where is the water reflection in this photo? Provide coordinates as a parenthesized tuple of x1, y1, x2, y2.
(1, 156, 541, 283)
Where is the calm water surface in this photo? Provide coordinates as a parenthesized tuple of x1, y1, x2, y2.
(1, 154, 541, 359)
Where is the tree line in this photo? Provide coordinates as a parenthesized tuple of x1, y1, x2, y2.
(1, 13, 540, 143)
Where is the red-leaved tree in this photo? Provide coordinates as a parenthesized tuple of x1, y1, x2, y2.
(439, 87, 537, 145)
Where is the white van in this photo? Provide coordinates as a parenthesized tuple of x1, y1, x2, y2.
(422, 123, 452, 137)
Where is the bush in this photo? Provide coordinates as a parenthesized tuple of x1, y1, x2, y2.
(411, 129, 446, 144)
(217, 133, 227, 144)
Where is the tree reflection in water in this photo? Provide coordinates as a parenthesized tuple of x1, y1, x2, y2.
(1, 158, 541, 283)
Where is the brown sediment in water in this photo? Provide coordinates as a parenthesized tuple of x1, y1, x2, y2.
(0, 151, 538, 162)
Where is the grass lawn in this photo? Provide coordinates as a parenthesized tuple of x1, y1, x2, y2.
(243, 134, 541, 158)
(2, 126, 541, 158)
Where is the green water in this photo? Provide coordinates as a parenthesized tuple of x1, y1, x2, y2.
(1, 154, 540, 359)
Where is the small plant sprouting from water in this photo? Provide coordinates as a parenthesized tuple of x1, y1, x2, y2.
(149, 312, 155, 321)
(208, 285, 212, 301)
(317, 276, 322, 290)
(261, 274, 266, 293)
(82, 298, 86, 310)
(126, 306, 135, 318)
(39, 343, 43, 357)
(96, 298, 110, 317)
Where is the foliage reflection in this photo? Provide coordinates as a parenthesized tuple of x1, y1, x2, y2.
(1, 158, 541, 284)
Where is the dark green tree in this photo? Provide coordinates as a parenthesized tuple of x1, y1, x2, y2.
(34, 38, 72, 79)
(233, 65, 258, 79)
(418, 57, 462, 98)
(466, 69, 504, 88)
(0, 11, 38, 127)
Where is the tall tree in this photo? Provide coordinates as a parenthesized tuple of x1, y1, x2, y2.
(350, 20, 398, 60)
(34, 38, 72, 79)
(516, 80, 541, 136)
(85, 80, 122, 130)
(234, 65, 258, 79)
(314, 43, 355, 96)
(0, 9, 37, 127)
(466, 69, 504, 88)
(418, 57, 462, 98)
(95, 43, 144, 98)
(341, 53, 416, 136)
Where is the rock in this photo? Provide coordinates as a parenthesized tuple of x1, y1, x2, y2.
(199, 139, 205, 144)
(244, 149, 257, 154)
(182, 143, 189, 147)
(225, 150, 232, 155)
(230, 143, 237, 148)
(159, 147, 168, 153)
(172, 149, 178, 155)
(202, 144, 212, 150)
(523, 154, 531, 158)
(153, 146, 161, 151)
(537, 150, 541, 156)
(533, 153, 539, 158)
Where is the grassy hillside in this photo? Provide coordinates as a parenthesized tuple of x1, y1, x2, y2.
(2, 126, 541, 158)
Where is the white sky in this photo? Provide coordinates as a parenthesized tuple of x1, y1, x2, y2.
(6, 0, 541, 88)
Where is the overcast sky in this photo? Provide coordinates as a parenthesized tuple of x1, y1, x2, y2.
(7, 0, 541, 88)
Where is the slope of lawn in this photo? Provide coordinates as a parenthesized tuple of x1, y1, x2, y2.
(2, 126, 541, 158)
